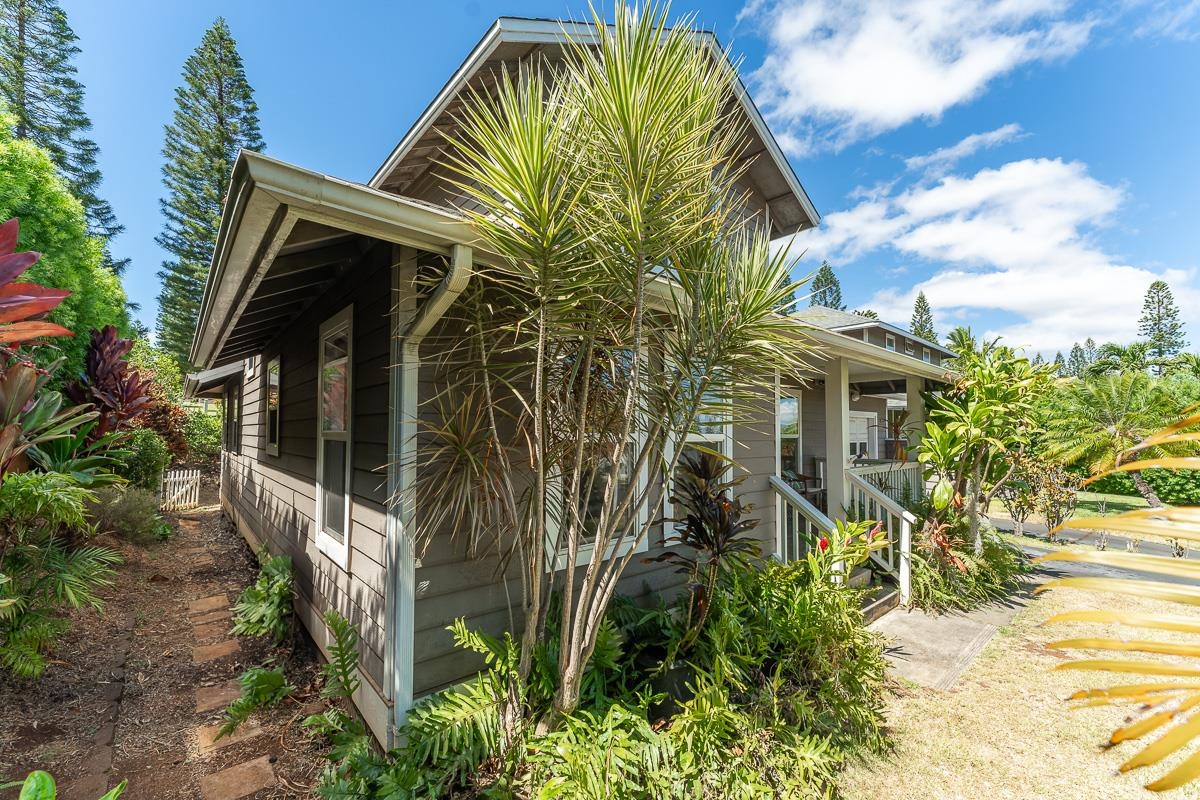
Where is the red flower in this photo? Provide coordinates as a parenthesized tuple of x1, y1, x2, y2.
(818, 537, 829, 551)
(869, 522, 884, 540)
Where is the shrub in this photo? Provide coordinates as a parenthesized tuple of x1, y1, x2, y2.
(231, 554, 293, 645)
(114, 427, 169, 491)
(0, 472, 121, 677)
(86, 486, 170, 544)
(0, 770, 126, 799)
(135, 395, 188, 461)
(217, 664, 293, 739)
(1034, 462, 1082, 532)
(910, 514, 1027, 612)
(64, 326, 153, 441)
(184, 407, 222, 462)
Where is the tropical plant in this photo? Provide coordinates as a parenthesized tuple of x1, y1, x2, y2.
(64, 325, 152, 441)
(416, 1, 808, 726)
(217, 664, 293, 738)
(28, 420, 124, 487)
(994, 452, 1037, 536)
(318, 609, 361, 700)
(1033, 462, 1082, 533)
(920, 337, 1052, 554)
(86, 486, 170, 544)
(1040, 371, 1178, 506)
(0, 769, 125, 799)
(183, 406, 221, 461)
(1036, 409, 1200, 791)
(0, 471, 120, 677)
(646, 449, 760, 652)
(1083, 340, 1157, 377)
(231, 553, 293, 646)
(112, 427, 168, 491)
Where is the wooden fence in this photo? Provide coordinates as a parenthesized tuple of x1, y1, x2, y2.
(160, 468, 202, 511)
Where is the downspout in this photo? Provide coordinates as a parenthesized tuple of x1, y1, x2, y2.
(386, 243, 473, 744)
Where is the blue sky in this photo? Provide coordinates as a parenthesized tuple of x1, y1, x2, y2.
(64, 0, 1200, 354)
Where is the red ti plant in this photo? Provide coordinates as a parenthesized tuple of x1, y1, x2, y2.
(0, 218, 96, 475)
(65, 326, 153, 441)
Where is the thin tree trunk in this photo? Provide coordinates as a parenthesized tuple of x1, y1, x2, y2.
(969, 457, 983, 557)
(1128, 469, 1164, 508)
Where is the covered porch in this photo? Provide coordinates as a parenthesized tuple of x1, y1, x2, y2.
(770, 338, 948, 604)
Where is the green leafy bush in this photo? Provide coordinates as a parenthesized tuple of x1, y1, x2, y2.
(184, 407, 222, 462)
(114, 427, 169, 491)
(0, 472, 121, 677)
(0, 769, 125, 799)
(231, 554, 293, 645)
(1080, 466, 1200, 506)
(217, 664, 294, 738)
(319, 609, 362, 700)
(86, 486, 171, 544)
(909, 514, 1027, 612)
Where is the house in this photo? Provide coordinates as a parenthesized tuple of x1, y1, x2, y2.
(185, 17, 949, 744)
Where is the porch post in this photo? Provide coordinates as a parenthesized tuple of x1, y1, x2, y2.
(906, 376, 925, 460)
(824, 356, 849, 520)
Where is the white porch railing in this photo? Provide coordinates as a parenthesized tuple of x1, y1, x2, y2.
(846, 470, 914, 605)
(850, 460, 926, 507)
(769, 475, 836, 563)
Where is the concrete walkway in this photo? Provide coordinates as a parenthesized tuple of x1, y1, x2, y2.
(870, 540, 1195, 690)
(869, 589, 1033, 690)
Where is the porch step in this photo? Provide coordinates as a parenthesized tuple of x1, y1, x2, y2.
(861, 586, 900, 624)
(848, 566, 873, 588)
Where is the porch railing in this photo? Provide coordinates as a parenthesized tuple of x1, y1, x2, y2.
(846, 470, 914, 605)
(769, 474, 835, 563)
(850, 460, 927, 507)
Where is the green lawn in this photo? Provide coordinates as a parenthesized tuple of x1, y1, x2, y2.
(990, 490, 1150, 521)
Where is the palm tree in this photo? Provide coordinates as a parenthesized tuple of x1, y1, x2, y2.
(415, 3, 808, 723)
(1041, 372, 1173, 506)
(1084, 341, 1154, 377)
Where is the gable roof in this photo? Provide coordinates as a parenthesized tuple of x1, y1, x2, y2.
(793, 305, 955, 359)
(368, 16, 819, 237)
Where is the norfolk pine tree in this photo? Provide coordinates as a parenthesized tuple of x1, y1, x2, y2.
(910, 290, 936, 341)
(809, 260, 845, 309)
(0, 0, 125, 271)
(155, 18, 264, 369)
(1138, 280, 1187, 373)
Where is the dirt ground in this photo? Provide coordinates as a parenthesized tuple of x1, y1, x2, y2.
(0, 482, 334, 799)
(841, 586, 1200, 800)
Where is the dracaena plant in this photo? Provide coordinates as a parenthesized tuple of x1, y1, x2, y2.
(65, 325, 152, 442)
(647, 449, 760, 653)
(1037, 408, 1200, 791)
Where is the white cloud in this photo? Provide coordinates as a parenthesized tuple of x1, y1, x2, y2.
(743, 1, 1092, 155)
(795, 147, 1195, 352)
(903, 123, 1026, 174)
(1131, 0, 1200, 39)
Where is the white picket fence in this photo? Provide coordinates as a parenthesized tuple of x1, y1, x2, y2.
(160, 468, 202, 511)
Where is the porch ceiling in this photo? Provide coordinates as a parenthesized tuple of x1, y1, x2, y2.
(191, 151, 482, 371)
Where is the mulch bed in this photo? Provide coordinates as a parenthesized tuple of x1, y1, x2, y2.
(0, 480, 336, 799)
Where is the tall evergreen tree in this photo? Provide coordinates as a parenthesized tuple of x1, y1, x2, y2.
(1138, 280, 1187, 372)
(1067, 342, 1087, 377)
(1053, 351, 1066, 376)
(0, 0, 125, 271)
(774, 272, 795, 313)
(1084, 336, 1097, 364)
(910, 290, 936, 341)
(809, 260, 844, 310)
(155, 18, 264, 368)
(853, 308, 878, 319)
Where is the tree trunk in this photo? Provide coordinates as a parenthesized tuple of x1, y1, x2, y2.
(969, 459, 983, 557)
(1128, 470, 1165, 508)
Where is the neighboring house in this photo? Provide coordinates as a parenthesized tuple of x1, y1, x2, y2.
(185, 17, 948, 744)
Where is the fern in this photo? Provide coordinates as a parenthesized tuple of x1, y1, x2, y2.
(217, 665, 294, 738)
(320, 610, 360, 700)
(231, 554, 293, 644)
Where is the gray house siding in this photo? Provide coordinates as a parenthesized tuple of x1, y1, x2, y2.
(220, 243, 395, 741)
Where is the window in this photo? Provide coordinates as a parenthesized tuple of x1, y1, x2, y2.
(849, 411, 876, 459)
(884, 333, 896, 352)
(223, 380, 241, 455)
(922, 348, 932, 364)
(265, 355, 281, 456)
(778, 395, 800, 477)
(905, 339, 915, 355)
(316, 306, 353, 569)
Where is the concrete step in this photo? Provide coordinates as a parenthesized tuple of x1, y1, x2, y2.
(848, 566, 873, 588)
(861, 585, 900, 624)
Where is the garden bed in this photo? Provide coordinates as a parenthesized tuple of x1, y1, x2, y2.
(0, 494, 331, 799)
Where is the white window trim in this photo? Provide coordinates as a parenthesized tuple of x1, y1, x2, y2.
(905, 339, 915, 355)
(775, 389, 802, 477)
(922, 347, 932, 364)
(316, 305, 353, 571)
(265, 354, 281, 457)
(662, 393, 735, 525)
(884, 333, 896, 352)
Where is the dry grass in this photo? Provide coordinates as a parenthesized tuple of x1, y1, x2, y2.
(840, 587, 1200, 800)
